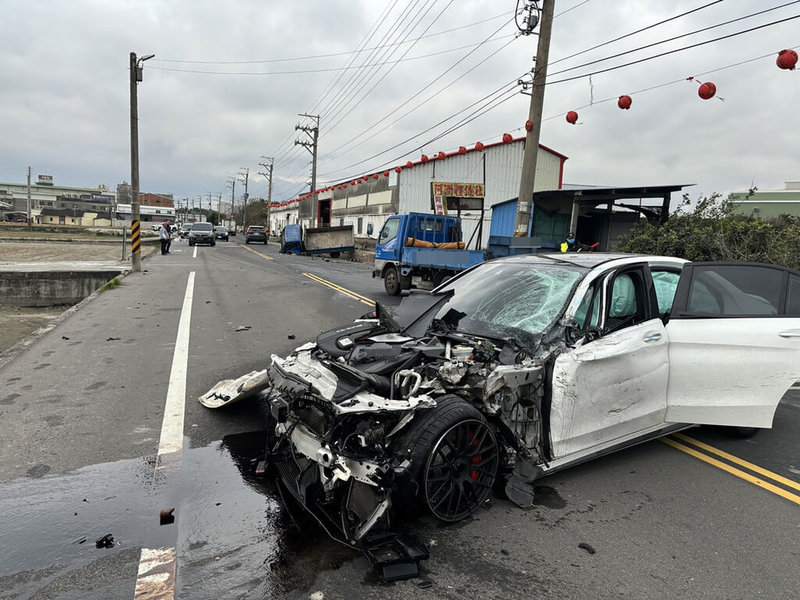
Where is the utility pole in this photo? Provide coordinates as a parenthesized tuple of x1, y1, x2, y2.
(238, 168, 249, 227)
(26, 166, 31, 229)
(295, 113, 320, 223)
(259, 156, 274, 235)
(514, 0, 554, 237)
(129, 51, 155, 272)
(226, 176, 236, 232)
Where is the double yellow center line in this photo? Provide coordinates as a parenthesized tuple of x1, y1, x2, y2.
(662, 433, 800, 506)
(302, 273, 375, 307)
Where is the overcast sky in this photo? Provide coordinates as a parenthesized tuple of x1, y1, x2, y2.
(1, 0, 797, 208)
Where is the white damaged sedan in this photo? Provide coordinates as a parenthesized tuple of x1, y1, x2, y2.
(203, 253, 800, 548)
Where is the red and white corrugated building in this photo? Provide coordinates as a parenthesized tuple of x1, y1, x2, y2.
(269, 137, 566, 248)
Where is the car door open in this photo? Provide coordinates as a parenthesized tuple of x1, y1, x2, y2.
(665, 262, 800, 428)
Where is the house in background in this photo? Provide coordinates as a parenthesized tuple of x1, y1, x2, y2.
(729, 182, 800, 218)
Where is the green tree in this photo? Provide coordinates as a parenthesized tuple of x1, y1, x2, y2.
(619, 193, 800, 270)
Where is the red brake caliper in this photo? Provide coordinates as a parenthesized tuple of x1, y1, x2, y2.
(469, 429, 482, 482)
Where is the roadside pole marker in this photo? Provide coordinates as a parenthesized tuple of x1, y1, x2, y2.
(134, 271, 195, 599)
(131, 220, 141, 256)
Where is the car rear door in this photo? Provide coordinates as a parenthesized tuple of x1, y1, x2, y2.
(665, 262, 800, 428)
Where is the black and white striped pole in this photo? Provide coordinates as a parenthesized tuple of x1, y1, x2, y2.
(129, 51, 154, 272)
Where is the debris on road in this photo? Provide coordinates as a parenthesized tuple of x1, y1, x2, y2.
(578, 542, 596, 555)
(198, 369, 270, 408)
(95, 534, 114, 548)
(105, 337, 120, 341)
(160, 508, 175, 525)
(235, 325, 251, 332)
(287, 334, 295, 339)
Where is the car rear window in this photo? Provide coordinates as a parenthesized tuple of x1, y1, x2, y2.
(249, 226, 265, 231)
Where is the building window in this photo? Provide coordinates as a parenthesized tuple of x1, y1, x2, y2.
(357, 217, 363, 234)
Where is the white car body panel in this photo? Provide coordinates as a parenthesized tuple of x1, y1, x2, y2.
(550, 318, 669, 459)
(665, 317, 800, 428)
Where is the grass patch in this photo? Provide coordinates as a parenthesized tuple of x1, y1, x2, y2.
(98, 277, 123, 294)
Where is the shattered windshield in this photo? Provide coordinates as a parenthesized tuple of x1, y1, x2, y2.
(432, 261, 585, 342)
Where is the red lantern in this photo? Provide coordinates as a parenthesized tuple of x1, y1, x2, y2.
(698, 82, 716, 100)
(373, 174, 379, 180)
(458, 146, 467, 154)
(777, 49, 798, 70)
(475, 142, 484, 151)
(395, 166, 402, 174)
(337, 185, 342, 190)
(343, 184, 348, 189)
(421, 154, 429, 163)
(502, 133, 513, 143)
(383, 170, 390, 177)
(566, 111, 578, 124)
(406, 161, 413, 169)
(438, 151, 446, 160)
(618, 95, 632, 110)
(525, 120, 533, 132)
(352, 181, 357, 186)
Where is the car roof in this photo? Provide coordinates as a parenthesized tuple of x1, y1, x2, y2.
(488, 252, 687, 271)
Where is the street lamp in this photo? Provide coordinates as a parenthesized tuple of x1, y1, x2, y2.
(129, 51, 155, 272)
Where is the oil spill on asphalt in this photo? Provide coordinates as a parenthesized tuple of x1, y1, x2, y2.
(533, 485, 567, 509)
(0, 430, 360, 600)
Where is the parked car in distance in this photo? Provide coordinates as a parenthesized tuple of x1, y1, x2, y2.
(245, 225, 267, 245)
(188, 222, 215, 246)
(214, 226, 229, 241)
(180, 224, 192, 239)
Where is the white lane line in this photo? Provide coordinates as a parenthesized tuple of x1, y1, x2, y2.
(192, 245, 197, 259)
(133, 272, 195, 599)
(156, 270, 195, 462)
(134, 548, 176, 599)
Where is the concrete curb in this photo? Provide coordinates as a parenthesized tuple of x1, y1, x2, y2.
(0, 265, 139, 371)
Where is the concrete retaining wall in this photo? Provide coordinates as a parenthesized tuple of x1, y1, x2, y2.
(0, 270, 123, 307)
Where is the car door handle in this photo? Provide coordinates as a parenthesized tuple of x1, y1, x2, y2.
(779, 329, 800, 339)
(643, 331, 662, 343)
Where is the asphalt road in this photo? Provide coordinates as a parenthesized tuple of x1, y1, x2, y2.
(1, 238, 798, 599)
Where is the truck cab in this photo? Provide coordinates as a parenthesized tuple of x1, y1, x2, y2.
(373, 213, 484, 295)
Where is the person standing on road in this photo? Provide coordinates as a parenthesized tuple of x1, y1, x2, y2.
(160, 221, 172, 255)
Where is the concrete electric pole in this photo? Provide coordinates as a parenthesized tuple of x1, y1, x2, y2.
(295, 113, 320, 222)
(258, 156, 274, 234)
(26, 166, 31, 228)
(238, 168, 249, 228)
(129, 51, 155, 272)
(226, 177, 236, 232)
(514, 0, 554, 237)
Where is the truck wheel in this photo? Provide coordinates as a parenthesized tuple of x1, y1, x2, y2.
(384, 266, 401, 296)
(394, 396, 499, 522)
(329, 251, 340, 258)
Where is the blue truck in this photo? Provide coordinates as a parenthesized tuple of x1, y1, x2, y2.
(372, 213, 485, 295)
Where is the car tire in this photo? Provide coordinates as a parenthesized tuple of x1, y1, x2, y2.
(189, 241, 195, 246)
(211, 241, 216, 246)
(393, 396, 499, 522)
(264, 240, 268, 245)
(245, 240, 250, 245)
(384, 266, 401, 296)
(433, 271, 452, 287)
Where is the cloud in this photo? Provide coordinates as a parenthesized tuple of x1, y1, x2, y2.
(0, 0, 796, 205)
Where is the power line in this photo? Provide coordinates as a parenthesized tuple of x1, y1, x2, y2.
(546, 12, 800, 86)
(550, 0, 725, 66)
(320, 18, 518, 159)
(324, 0, 458, 137)
(152, 11, 514, 65)
(549, 1, 800, 78)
